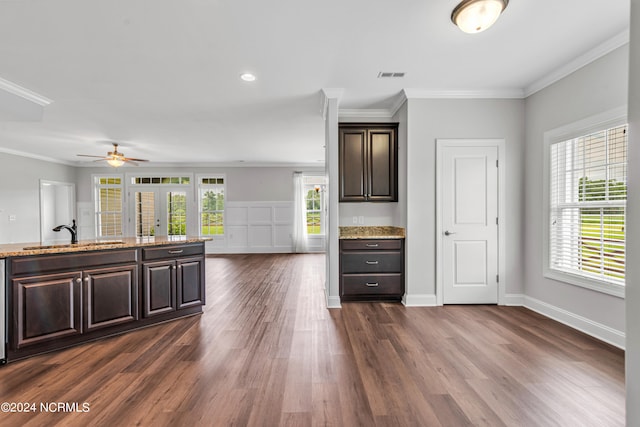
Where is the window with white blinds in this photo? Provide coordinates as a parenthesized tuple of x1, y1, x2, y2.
(549, 124, 627, 287)
(94, 176, 123, 238)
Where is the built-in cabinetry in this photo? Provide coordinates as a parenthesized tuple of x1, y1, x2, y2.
(339, 123, 398, 202)
(142, 244, 205, 317)
(7, 242, 205, 361)
(339, 238, 404, 301)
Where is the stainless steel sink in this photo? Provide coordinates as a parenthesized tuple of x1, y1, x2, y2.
(23, 241, 124, 250)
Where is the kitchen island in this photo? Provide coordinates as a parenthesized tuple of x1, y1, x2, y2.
(1, 236, 208, 362)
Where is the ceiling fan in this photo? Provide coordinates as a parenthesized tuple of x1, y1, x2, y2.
(77, 143, 149, 167)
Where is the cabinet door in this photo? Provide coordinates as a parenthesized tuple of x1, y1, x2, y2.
(12, 272, 82, 349)
(84, 265, 138, 331)
(142, 261, 176, 317)
(339, 127, 368, 201)
(176, 257, 205, 309)
(368, 128, 397, 202)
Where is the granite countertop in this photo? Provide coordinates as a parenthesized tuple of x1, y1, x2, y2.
(0, 236, 211, 258)
(339, 226, 405, 239)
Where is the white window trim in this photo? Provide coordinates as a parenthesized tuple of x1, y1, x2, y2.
(542, 106, 627, 298)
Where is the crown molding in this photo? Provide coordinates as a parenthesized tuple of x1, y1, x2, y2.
(524, 30, 630, 97)
(0, 77, 53, 106)
(75, 161, 325, 169)
(402, 88, 525, 99)
(336, 87, 524, 119)
(0, 147, 72, 165)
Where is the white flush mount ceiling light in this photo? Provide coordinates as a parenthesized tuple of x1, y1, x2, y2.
(240, 73, 256, 82)
(451, 0, 509, 34)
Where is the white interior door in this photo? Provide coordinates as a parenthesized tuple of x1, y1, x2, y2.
(131, 187, 188, 237)
(440, 144, 499, 304)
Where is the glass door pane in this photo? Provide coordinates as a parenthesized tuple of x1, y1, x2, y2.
(165, 191, 187, 236)
(135, 191, 157, 237)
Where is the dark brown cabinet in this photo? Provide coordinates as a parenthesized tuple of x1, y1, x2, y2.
(12, 271, 82, 348)
(7, 242, 205, 361)
(339, 239, 404, 301)
(84, 264, 138, 331)
(10, 250, 138, 350)
(143, 261, 176, 317)
(177, 258, 205, 309)
(339, 123, 398, 202)
(142, 244, 205, 317)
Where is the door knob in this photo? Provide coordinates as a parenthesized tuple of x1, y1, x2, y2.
(444, 230, 456, 236)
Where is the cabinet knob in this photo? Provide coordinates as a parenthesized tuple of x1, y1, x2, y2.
(76, 278, 82, 284)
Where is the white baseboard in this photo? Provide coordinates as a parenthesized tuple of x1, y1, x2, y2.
(524, 296, 625, 349)
(503, 293, 525, 306)
(402, 294, 437, 307)
(326, 293, 341, 309)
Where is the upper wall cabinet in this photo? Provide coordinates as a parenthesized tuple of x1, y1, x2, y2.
(339, 123, 398, 202)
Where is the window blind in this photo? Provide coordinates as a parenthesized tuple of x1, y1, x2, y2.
(95, 176, 123, 237)
(549, 124, 627, 284)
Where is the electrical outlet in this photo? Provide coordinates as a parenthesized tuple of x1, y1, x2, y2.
(358, 216, 365, 225)
(8, 214, 16, 222)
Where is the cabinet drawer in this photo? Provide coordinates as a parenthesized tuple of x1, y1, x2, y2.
(142, 243, 204, 261)
(341, 239, 402, 251)
(11, 250, 138, 276)
(341, 252, 402, 274)
(341, 274, 403, 296)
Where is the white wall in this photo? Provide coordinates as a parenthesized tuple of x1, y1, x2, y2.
(405, 98, 525, 305)
(0, 153, 76, 244)
(523, 46, 628, 341)
(626, 0, 639, 423)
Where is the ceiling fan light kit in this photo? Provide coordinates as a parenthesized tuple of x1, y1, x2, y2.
(106, 158, 125, 167)
(77, 143, 149, 167)
(451, 0, 508, 34)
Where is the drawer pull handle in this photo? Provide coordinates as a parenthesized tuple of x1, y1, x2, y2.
(365, 243, 379, 247)
(365, 282, 379, 287)
(168, 250, 184, 254)
(365, 260, 379, 265)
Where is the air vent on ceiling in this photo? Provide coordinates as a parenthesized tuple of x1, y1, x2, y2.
(377, 72, 405, 78)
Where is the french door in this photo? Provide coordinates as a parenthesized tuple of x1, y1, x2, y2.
(130, 187, 189, 237)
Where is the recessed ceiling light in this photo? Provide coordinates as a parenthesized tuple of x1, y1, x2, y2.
(240, 73, 256, 82)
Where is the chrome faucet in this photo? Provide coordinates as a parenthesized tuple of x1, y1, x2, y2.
(53, 219, 78, 244)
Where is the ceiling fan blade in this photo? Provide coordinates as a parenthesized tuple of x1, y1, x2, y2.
(124, 157, 149, 162)
(77, 154, 108, 158)
(123, 159, 139, 166)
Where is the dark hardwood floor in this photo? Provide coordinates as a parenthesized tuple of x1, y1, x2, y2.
(0, 254, 625, 426)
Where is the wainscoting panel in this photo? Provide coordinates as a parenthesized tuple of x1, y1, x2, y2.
(206, 201, 328, 254)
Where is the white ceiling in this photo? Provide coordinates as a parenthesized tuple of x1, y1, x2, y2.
(0, 0, 631, 167)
